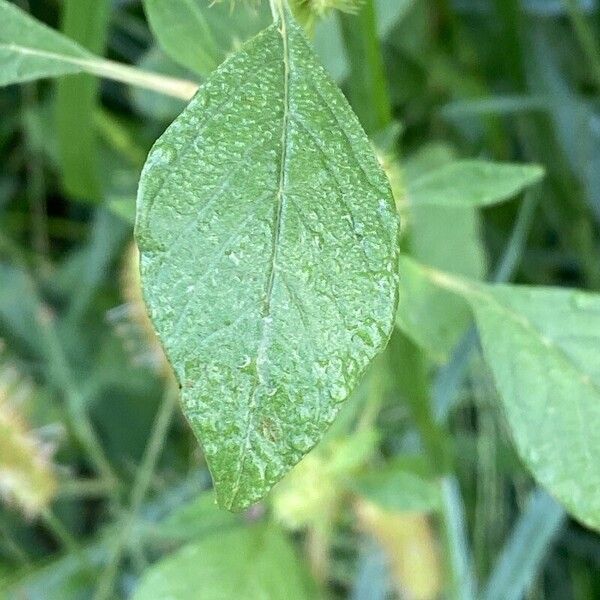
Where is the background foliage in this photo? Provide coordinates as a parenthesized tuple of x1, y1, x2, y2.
(1, 0, 600, 598)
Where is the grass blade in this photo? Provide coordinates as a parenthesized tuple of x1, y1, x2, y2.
(482, 490, 565, 600)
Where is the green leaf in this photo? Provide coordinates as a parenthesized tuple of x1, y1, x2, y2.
(0, 0, 197, 99)
(143, 0, 270, 77)
(148, 491, 242, 543)
(132, 525, 319, 600)
(402, 256, 600, 531)
(407, 160, 544, 207)
(396, 244, 475, 362)
(0, 0, 90, 86)
(466, 284, 600, 531)
(350, 456, 440, 512)
(396, 145, 487, 361)
(136, 14, 400, 510)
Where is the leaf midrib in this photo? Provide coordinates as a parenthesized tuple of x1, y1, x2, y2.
(262, 17, 290, 319)
(228, 15, 292, 508)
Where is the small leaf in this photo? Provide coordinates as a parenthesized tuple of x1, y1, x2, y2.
(132, 525, 319, 600)
(136, 14, 400, 510)
(401, 256, 600, 531)
(408, 160, 544, 207)
(143, 0, 270, 76)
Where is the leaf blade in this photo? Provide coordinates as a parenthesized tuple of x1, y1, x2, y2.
(132, 525, 318, 600)
(136, 19, 400, 510)
(400, 256, 600, 531)
(143, 0, 270, 77)
(0, 0, 90, 86)
(467, 282, 600, 531)
(408, 160, 544, 207)
(0, 0, 197, 98)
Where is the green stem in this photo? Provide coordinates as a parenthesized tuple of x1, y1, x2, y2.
(130, 384, 178, 512)
(389, 331, 475, 598)
(389, 332, 450, 474)
(93, 381, 179, 600)
(41, 509, 82, 557)
(338, 0, 393, 136)
(58, 478, 118, 499)
(35, 305, 117, 487)
(269, 0, 283, 22)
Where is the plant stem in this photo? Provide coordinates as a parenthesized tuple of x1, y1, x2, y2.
(35, 304, 117, 488)
(389, 331, 472, 598)
(58, 478, 118, 499)
(389, 332, 450, 473)
(9, 47, 198, 100)
(269, 0, 285, 22)
(41, 509, 82, 556)
(21, 84, 50, 267)
(93, 381, 179, 600)
(84, 55, 199, 99)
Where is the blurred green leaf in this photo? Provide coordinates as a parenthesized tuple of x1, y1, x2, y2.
(396, 255, 470, 361)
(0, 545, 104, 600)
(466, 283, 600, 532)
(0, 265, 43, 359)
(133, 525, 319, 600)
(311, 0, 412, 83)
(136, 14, 399, 510)
(351, 456, 440, 512)
(0, 1, 197, 98)
(143, 0, 270, 76)
(403, 256, 600, 532)
(147, 491, 241, 543)
(312, 14, 348, 81)
(396, 145, 486, 361)
(407, 160, 544, 207)
(375, 0, 414, 36)
(0, 0, 89, 86)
